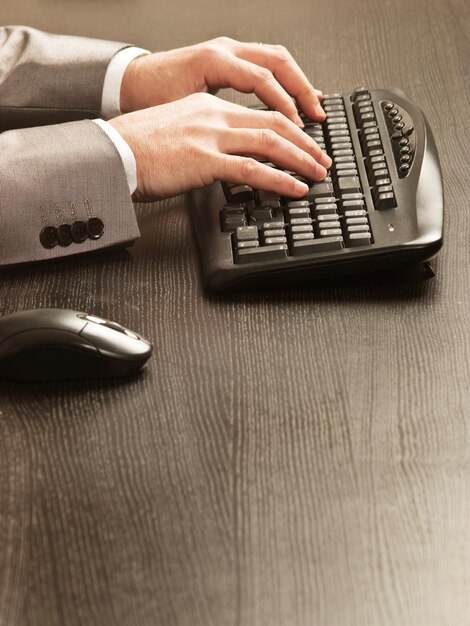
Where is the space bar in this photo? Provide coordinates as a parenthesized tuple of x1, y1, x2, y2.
(291, 236, 344, 255)
(236, 244, 288, 264)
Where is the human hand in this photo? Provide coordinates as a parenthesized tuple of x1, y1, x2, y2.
(120, 37, 325, 126)
(108, 93, 332, 202)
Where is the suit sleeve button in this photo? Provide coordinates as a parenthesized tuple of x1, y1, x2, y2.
(71, 220, 88, 243)
(39, 226, 58, 249)
(87, 217, 104, 240)
(58, 224, 73, 247)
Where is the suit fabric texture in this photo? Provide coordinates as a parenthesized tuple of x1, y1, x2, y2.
(0, 26, 140, 266)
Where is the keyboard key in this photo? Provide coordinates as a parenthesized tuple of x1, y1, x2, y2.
(341, 193, 364, 201)
(373, 184, 394, 199)
(375, 191, 397, 210)
(236, 244, 288, 263)
(352, 87, 370, 99)
(222, 216, 247, 231)
(291, 236, 344, 255)
(347, 224, 370, 232)
(287, 200, 310, 208)
(338, 177, 362, 193)
(333, 148, 354, 155)
(325, 110, 347, 119)
(289, 217, 312, 226)
(331, 140, 352, 149)
(264, 221, 285, 229)
(292, 232, 315, 241)
(335, 155, 356, 163)
(257, 190, 281, 205)
(370, 168, 389, 184)
(329, 129, 350, 138)
(342, 200, 365, 211)
(291, 225, 314, 233)
(327, 123, 348, 131)
(336, 169, 358, 178)
(236, 225, 258, 241)
(344, 209, 367, 218)
(335, 161, 356, 170)
(318, 221, 341, 229)
(228, 184, 254, 203)
(320, 228, 343, 237)
(237, 240, 259, 249)
(287, 207, 311, 217)
(317, 213, 339, 221)
(248, 207, 273, 222)
(263, 229, 286, 238)
(346, 216, 368, 225)
(305, 182, 335, 199)
(315, 204, 339, 216)
(347, 232, 372, 246)
(220, 205, 247, 231)
(265, 236, 287, 245)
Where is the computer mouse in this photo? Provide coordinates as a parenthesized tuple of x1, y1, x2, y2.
(0, 308, 153, 381)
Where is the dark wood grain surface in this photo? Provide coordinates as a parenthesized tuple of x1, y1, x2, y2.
(1, 0, 469, 624)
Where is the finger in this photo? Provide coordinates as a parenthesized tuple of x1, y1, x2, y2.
(225, 107, 332, 169)
(220, 128, 327, 182)
(215, 155, 310, 198)
(217, 56, 305, 127)
(232, 42, 326, 121)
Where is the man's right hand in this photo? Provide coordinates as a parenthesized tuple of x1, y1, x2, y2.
(108, 92, 331, 202)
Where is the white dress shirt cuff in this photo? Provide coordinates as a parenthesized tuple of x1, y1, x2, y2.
(92, 119, 138, 195)
(101, 46, 150, 120)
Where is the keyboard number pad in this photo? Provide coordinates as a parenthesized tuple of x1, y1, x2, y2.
(351, 89, 397, 211)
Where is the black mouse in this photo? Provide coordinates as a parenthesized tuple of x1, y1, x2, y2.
(0, 308, 153, 381)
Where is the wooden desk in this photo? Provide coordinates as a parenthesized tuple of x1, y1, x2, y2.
(1, 0, 469, 624)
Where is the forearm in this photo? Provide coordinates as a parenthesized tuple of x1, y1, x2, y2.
(0, 26, 130, 130)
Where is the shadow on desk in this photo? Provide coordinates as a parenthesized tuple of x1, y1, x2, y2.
(202, 260, 441, 306)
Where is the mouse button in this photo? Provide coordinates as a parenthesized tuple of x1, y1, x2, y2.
(124, 329, 140, 340)
(0, 328, 98, 357)
(79, 323, 152, 360)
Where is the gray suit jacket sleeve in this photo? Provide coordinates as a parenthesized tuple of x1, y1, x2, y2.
(0, 26, 140, 266)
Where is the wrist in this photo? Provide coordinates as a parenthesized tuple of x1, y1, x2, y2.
(120, 55, 148, 114)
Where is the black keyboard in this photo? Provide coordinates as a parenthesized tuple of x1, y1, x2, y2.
(189, 88, 444, 291)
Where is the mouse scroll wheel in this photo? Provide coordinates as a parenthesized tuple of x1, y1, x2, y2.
(105, 321, 140, 340)
(78, 314, 107, 325)
(105, 321, 127, 333)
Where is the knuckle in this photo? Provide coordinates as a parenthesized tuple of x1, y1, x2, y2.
(271, 168, 288, 188)
(274, 44, 291, 62)
(257, 67, 274, 83)
(200, 44, 221, 62)
(195, 91, 215, 106)
(269, 110, 284, 128)
(302, 83, 316, 97)
(241, 157, 259, 179)
(259, 129, 277, 149)
(214, 36, 233, 47)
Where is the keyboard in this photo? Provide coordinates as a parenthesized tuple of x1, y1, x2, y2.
(189, 88, 444, 291)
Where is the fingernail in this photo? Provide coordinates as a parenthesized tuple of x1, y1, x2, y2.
(294, 180, 309, 195)
(314, 89, 323, 98)
(295, 113, 304, 127)
(316, 103, 326, 118)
